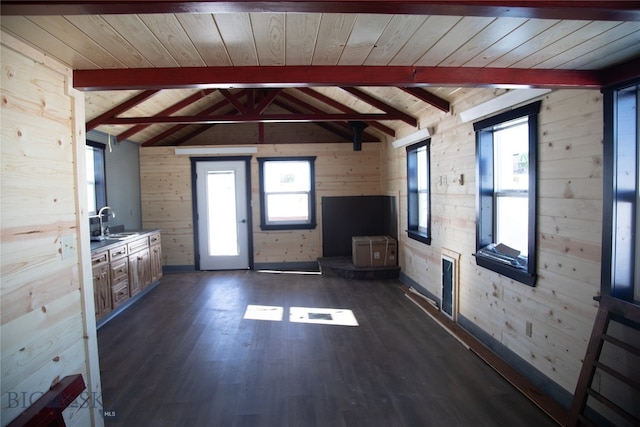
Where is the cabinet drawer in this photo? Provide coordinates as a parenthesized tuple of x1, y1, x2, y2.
(109, 244, 128, 261)
(112, 280, 129, 308)
(128, 237, 149, 254)
(110, 258, 129, 282)
(149, 232, 161, 246)
(91, 250, 108, 267)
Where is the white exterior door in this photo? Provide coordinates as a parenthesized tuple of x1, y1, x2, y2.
(196, 160, 250, 270)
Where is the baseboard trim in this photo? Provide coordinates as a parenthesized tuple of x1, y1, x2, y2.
(397, 275, 571, 425)
(457, 314, 573, 410)
(163, 265, 196, 273)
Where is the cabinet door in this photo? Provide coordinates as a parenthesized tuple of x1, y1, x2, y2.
(128, 253, 141, 297)
(150, 242, 163, 283)
(140, 248, 152, 289)
(129, 248, 150, 296)
(93, 264, 111, 320)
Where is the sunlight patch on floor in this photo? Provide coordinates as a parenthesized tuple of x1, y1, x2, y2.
(243, 305, 284, 321)
(243, 305, 359, 326)
(289, 307, 359, 326)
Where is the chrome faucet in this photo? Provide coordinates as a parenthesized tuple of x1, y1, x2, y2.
(97, 206, 115, 239)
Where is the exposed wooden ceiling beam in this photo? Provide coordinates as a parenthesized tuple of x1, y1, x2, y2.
(600, 56, 640, 88)
(277, 93, 379, 141)
(85, 89, 159, 130)
(219, 89, 249, 114)
(400, 87, 450, 113)
(254, 89, 282, 114)
(273, 99, 362, 142)
(73, 66, 602, 91)
(116, 89, 217, 142)
(4, 1, 640, 21)
(103, 113, 408, 125)
(295, 88, 395, 137)
(141, 89, 248, 146)
(340, 87, 417, 127)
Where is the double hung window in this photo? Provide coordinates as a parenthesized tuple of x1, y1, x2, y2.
(406, 140, 431, 245)
(258, 157, 316, 230)
(474, 101, 540, 286)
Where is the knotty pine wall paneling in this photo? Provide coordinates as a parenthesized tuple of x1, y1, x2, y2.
(380, 88, 603, 403)
(1, 33, 103, 427)
(139, 143, 381, 268)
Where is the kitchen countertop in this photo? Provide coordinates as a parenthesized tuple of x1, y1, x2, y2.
(90, 229, 160, 252)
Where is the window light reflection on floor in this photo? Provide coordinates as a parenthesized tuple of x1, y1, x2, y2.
(243, 305, 358, 326)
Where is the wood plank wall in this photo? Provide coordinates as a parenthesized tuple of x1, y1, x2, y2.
(381, 88, 603, 396)
(1, 34, 103, 427)
(139, 143, 381, 266)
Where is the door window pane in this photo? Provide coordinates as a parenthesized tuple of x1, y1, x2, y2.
(208, 171, 238, 256)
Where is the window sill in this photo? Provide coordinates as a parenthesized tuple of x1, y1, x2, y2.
(474, 253, 536, 286)
(407, 230, 431, 245)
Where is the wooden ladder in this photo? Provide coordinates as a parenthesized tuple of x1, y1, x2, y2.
(567, 296, 640, 427)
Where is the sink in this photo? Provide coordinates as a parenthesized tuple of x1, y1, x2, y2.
(106, 232, 140, 240)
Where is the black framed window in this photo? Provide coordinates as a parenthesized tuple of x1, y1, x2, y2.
(474, 101, 541, 286)
(257, 156, 317, 230)
(86, 141, 106, 215)
(602, 81, 639, 304)
(406, 139, 431, 245)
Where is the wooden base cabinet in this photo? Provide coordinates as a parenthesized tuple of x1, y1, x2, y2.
(91, 230, 162, 323)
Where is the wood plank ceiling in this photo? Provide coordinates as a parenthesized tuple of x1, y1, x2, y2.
(2, 1, 640, 146)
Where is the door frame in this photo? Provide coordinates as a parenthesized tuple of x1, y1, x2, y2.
(191, 156, 254, 271)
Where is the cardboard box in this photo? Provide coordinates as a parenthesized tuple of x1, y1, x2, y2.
(352, 236, 397, 267)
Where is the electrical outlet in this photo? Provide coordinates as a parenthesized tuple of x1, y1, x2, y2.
(60, 234, 75, 260)
(526, 321, 533, 337)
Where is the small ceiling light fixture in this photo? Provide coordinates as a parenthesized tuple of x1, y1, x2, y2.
(459, 88, 551, 123)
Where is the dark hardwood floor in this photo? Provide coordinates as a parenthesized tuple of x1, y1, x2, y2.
(98, 270, 557, 427)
